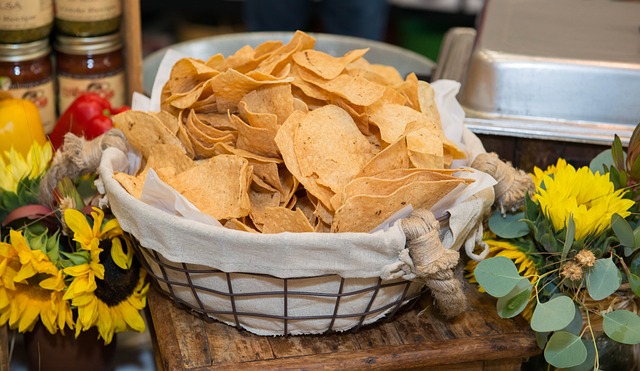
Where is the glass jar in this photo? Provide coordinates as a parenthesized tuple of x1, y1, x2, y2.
(0, 0, 54, 43)
(54, 0, 122, 37)
(0, 38, 56, 133)
(54, 32, 125, 114)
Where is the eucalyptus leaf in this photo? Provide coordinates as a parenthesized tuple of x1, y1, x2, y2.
(562, 339, 596, 371)
(628, 273, 640, 297)
(586, 258, 622, 300)
(631, 254, 640, 276)
(612, 213, 635, 248)
(488, 210, 529, 239)
(535, 331, 549, 350)
(629, 254, 640, 276)
(602, 310, 640, 344)
(561, 216, 575, 260)
(544, 331, 587, 368)
(531, 296, 575, 332)
(474, 256, 525, 298)
(590, 149, 615, 174)
(496, 279, 532, 318)
(630, 227, 640, 256)
(561, 303, 583, 336)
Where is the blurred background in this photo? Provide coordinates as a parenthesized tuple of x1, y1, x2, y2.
(139, 0, 482, 62)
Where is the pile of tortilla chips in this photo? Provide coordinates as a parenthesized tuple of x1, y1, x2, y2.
(113, 31, 473, 233)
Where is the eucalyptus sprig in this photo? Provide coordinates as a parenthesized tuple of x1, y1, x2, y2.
(468, 133, 640, 370)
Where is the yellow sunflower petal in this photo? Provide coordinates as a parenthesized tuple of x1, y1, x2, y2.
(110, 238, 133, 270)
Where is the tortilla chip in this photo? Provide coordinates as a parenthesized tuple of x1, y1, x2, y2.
(261, 207, 315, 234)
(163, 154, 252, 220)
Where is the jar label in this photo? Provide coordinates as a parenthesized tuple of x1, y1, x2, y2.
(9, 80, 56, 134)
(55, 0, 121, 22)
(0, 0, 53, 30)
(57, 72, 126, 114)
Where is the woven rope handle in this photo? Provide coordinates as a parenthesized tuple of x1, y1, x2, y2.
(39, 129, 129, 207)
(471, 152, 534, 216)
(401, 209, 466, 319)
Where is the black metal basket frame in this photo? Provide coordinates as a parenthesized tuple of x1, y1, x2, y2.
(134, 243, 426, 335)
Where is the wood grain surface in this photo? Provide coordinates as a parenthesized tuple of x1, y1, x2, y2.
(147, 281, 540, 370)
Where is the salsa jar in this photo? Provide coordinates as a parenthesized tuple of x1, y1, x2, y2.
(0, 0, 54, 43)
(0, 38, 56, 133)
(54, 32, 125, 114)
(54, 0, 122, 37)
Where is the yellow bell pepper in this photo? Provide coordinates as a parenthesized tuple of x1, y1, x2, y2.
(0, 93, 47, 156)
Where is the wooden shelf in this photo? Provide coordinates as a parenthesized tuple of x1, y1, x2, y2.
(147, 281, 540, 370)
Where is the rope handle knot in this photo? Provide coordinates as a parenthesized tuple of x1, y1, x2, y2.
(39, 129, 129, 207)
(401, 209, 466, 319)
(471, 152, 534, 216)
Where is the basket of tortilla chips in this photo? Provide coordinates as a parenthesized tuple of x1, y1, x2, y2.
(97, 31, 496, 335)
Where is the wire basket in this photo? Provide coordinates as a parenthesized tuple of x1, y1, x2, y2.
(134, 244, 427, 335)
(98, 146, 478, 336)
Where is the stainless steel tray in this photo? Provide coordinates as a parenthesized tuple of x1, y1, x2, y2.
(455, 0, 640, 145)
(142, 32, 435, 95)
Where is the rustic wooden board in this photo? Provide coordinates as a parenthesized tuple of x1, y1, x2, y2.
(148, 281, 540, 370)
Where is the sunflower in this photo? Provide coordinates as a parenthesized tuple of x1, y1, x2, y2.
(71, 247, 149, 344)
(0, 230, 74, 334)
(63, 207, 134, 299)
(466, 233, 540, 321)
(535, 162, 635, 241)
(0, 141, 52, 193)
(62, 207, 146, 343)
(530, 158, 568, 187)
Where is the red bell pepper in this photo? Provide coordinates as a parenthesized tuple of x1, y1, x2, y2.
(48, 93, 130, 150)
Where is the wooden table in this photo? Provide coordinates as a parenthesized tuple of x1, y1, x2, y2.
(147, 281, 540, 370)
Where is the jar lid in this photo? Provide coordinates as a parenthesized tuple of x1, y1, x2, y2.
(0, 38, 51, 62)
(54, 32, 122, 55)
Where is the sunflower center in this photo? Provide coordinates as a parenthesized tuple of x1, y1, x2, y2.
(94, 239, 140, 307)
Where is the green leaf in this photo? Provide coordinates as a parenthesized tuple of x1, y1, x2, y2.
(608, 166, 624, 190)
(619, 169, 629, 188)
(561, 303, 583, 336)
(631, 253, 640, 276)
(627, 227, 640, 257)
(60, 250, 90, 266)
(544, 331, 587, 368)
(612, 213, 635, 248)
(561, 215, 575, 260)
(603, 310, 640, 344)
(612, 134, 626, 171)
(539, 232, 557, 253)
(496, 278, 532, 318)
(628, 273, 640, 297)
(586, 258, 622, 300)
(488, 210, 529, 239)
(562, 339, 596, 371)
(589, 149, 614, 174)
(474, 256, 525, 298)
(524, 193, 539, 221)
(531, 296, 575, 332)
(535, 331, 549, 350)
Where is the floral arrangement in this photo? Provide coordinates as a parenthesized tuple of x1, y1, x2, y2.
(466, 126, 640, 369)
(0, 138, 149, 345)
